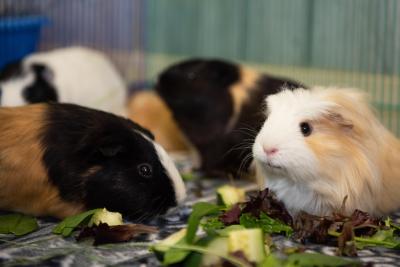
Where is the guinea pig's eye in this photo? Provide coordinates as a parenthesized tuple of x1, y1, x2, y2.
(137, 163, 153, 178)
(300, 122, 312, 137)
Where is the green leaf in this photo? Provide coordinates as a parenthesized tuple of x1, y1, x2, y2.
(386, 217, 400, 232)
(258, 253, 284, 267)
(201, 216, 225, 235)
(286, 253, 361, 267)
(0, 214, 38, 236)
(53, 209, 101, 237)
(181, 172, 197, 181)
(240, 213, 293, 236)
(355, 229, 400, 249)
(186, 202, 220, 244)
(163, 238, 191, 265)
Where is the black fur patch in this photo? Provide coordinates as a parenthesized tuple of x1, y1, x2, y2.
(157, 59, 240, 146)
(156, 59, 305, 176)
(41, 103, 176, 220)
(23, 64, 58, 103)
(0, 60, 23, 81)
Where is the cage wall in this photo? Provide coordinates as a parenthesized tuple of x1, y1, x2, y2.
(1, 0, 399, 135)
(145, 0, 400, 136)
(0, 0, 145, 82)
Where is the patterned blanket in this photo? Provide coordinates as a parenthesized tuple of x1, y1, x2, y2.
(1, 178, 399, 267)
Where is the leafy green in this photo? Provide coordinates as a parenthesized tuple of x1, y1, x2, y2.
(159, 203, 220, 265)
(258, 253, 361, 267)
(163, 238, 191, 265)
(0, 214, 38, 236)
(181, 172, 197, 181)
(355, 228, 400, 249)
(328, 217, 400, 250)
(186, 202, 220, 244)
(53, 209, 101, 237)
(286, 253, 361, 267)
(240, 212, 293, 236)
(386, 217, 400, 231)
(201, 216, 225, 235)
(258, 253, 284, 267)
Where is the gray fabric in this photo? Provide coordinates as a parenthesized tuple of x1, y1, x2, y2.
(1, 179, 399, 267)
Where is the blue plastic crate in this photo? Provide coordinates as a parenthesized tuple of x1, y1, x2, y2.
(0, 16, 48, 69)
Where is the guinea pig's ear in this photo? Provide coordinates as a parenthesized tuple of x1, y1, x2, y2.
(31, 64, 54, 82)
(126, 119, 155, 140)
(326, 110, 354, 130)
(99, 144, 124, 157)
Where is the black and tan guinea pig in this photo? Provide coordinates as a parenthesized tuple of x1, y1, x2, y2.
(127, 90, 190, 152)
(0, 103, 186, 220)
(253, 87, 400, 217)
(155, 58, 305, 176)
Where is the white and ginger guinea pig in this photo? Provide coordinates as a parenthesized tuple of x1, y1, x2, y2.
(253, 87, 400, 217)
(0, 103, 186, 219)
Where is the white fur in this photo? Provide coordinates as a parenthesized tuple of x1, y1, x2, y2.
(1, 47, 126, 116)
(253, 88, 342, 216)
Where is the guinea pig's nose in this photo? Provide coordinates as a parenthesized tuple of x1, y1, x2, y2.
(264, 147, 278, 157)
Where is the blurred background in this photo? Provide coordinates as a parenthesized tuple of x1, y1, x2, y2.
(0, 0, 399, 135)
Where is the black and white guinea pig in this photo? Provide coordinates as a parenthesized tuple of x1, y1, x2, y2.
(0, 103, 186, 220)
(155, 58, 305, 176)
(253, 87, 400, 217)
(0, 46, 126, 115)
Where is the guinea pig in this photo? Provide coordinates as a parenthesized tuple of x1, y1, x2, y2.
(0, 103, 186, 220)
(0, 46, 126, 115)
(155, 58, 305, 176)
(127, 90, 190, 152)
(253, 87, 400, 217)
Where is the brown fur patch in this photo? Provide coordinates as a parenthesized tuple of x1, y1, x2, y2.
(305, 88, 400, 216)
(227, 67, 260, 131)
(127, 91, 190, 152)
(0, 104, 84, 218)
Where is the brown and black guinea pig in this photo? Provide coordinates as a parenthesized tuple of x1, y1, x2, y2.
(0, 103, 186, 220)
(128, 90, 190, 152)
(155, 58, 306, 176)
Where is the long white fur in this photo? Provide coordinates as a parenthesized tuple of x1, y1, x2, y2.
(253, 87, 399, 216)
(1, 47, 126, 116)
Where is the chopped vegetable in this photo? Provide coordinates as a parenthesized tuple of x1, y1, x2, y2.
(217, 185, 246, 206)
(0, 214, 38, 236)
(228, 228, 266, 263)
(88, 208, 123, 227)
(153, 228, 187, 254)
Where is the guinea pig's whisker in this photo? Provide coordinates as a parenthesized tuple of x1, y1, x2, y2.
(237, 153, 253, 178)
(233, 127, 258, 137)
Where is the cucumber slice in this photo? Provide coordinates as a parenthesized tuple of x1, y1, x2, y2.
(201, 237, 229, 266)
(153, 228, 187, 260)
(216, 185, 246, 206)
(228, 228, 266, 263)
(88, 208, 123, 227)
(183, 236, 229, 267)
